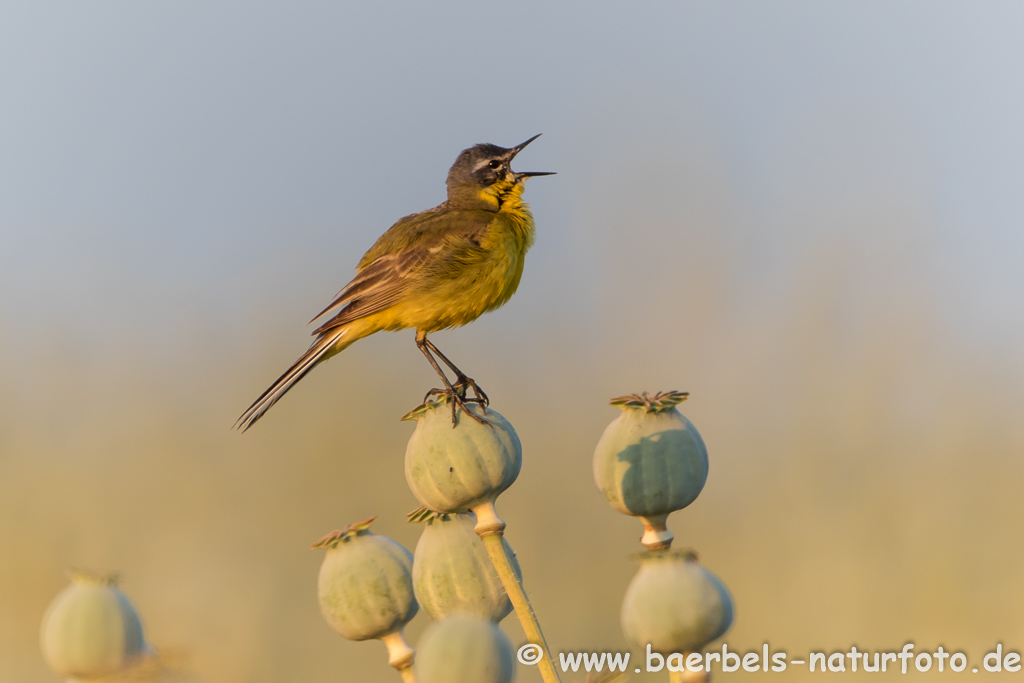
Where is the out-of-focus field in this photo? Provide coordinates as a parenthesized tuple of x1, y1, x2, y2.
(4, 3, 1024, 681)
(3, 129, 1023, 681)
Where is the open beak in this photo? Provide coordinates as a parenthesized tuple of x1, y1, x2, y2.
(509, 134, 542, 158)
(509, 134, 555, 180)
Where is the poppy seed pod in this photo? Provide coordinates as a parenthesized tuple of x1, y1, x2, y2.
(403, 398, 521, 532)
(594, 391, 708, 550)
(415, 615, 515, 683)
(620, 551, 733, 655)
(411, 510, 519, 622)
(314, 517, 418, 664)
(40, 571, 147, 680)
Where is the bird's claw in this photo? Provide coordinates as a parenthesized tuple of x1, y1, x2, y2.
(453, 375, 489, 407)
(422, 383, 490, 427)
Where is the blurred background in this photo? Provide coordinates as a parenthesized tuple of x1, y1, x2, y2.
(2, 1, 1023, 680)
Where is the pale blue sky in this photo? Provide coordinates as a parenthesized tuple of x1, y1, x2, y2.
(2, 1, 1022, 360)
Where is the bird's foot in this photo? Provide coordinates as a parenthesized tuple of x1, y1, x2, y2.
(422, 384, 490, 427)
(453, 374, 489, 407)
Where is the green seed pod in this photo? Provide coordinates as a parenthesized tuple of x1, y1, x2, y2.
(40, 571, 147, 680)
(314, 518, 418, 644)
(411, 510, 520, 622)
(415, 615, 515, 683)
(621, 551, 733, 654)
(403, 399, 522, 521)
(594, 391, 708, 550)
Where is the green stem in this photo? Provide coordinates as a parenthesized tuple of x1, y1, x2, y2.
(474, 501, 562, 683)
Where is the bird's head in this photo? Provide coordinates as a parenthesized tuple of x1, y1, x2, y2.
(446, 134, 554, 208)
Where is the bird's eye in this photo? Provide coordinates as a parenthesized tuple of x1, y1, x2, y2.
(488, 160, 502, 169)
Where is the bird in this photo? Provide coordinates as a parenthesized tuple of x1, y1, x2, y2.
(236, 135, 553, 431)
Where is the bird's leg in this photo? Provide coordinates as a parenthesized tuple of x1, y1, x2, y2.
(421, 337, 489, 407)
(415, 331, 488, 426)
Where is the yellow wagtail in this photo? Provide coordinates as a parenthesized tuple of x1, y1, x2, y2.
(236, 135, 552, 430)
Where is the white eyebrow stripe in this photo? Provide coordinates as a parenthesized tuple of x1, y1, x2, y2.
(472, 153, 512, 171)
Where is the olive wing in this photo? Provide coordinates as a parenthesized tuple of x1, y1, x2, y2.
(309, 209, 494, 334)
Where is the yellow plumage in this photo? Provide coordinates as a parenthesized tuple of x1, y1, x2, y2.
(237, 137, 551, 430)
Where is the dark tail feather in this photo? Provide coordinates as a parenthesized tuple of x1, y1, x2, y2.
(235, 327, 350, 432)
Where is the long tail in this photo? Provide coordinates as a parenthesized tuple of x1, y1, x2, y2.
(235, 326, 352, 432)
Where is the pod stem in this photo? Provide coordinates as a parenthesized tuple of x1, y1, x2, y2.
(381, 631, 416, 683)
(639, 514, 674, 552)
(474, 501, 562, 683)
(669, 667, 710, 683)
